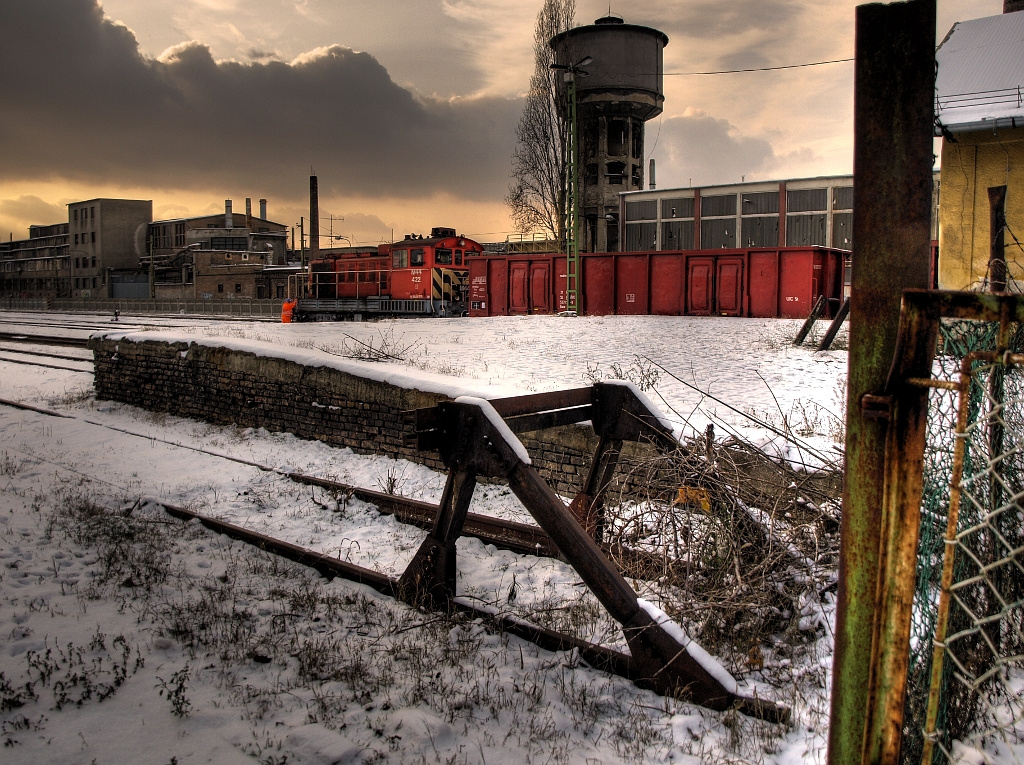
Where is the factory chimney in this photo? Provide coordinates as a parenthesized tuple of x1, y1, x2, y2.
(245, 198, 252, 229)
(309, 175, 320, 260)
(225, 199, 233, 229)
(259, 199, 267, 219)
(649, 159, 656, 190)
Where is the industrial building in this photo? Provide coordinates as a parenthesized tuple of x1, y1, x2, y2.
(133, 199, 289, 300)
(618, 173, 941, 256)
(934, 5, 1024, 290)
(2, 197, 289, 302)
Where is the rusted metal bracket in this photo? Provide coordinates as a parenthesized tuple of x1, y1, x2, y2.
(849, 290, 1024, 765)
(404, 384, 788, 721)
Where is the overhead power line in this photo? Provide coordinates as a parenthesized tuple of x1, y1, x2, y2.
(665, 57, 854, 76)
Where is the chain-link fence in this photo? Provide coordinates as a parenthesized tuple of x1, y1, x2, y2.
(904, 321, 1024, 765)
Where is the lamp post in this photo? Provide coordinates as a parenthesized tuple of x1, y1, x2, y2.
(550, 55, 591, 314)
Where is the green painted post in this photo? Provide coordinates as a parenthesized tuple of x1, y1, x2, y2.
(827, 1, 936, 764)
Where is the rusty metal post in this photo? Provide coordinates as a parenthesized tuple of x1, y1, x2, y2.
(828, 2, 936, 764)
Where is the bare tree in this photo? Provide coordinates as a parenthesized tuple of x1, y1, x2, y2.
(506, 0, 575, 249)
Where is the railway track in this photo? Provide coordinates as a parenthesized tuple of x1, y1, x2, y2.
(0, 331, 90, 348)
(0, 394, 658, 575)
(0, 354, 92, 373)
(0, 393, 788, 722)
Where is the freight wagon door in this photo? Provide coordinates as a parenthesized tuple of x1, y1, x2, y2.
(509, 262, 529, 314)
(779, 249, 813, 319)
(748, 251, 779, 317)
(687, 257, 714, 315)
(650, 254, 685, 314)
(615, 254, 648, 315)
(529, 261, 551, 313)
(487, 259, 509, 316)
(583, 255, 614, 316)
(716, 257, 744, 316)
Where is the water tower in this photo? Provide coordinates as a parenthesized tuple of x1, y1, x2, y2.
(550, 16, 668, 252)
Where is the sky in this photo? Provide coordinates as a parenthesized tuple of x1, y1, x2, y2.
(0, 0, 1003, 246)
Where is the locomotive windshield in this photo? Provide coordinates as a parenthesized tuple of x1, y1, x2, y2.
(410, 248, 425, 266)
(435, 248, 453, 265)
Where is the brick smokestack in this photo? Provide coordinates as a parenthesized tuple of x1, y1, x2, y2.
(259, 199, 267, 219)
(309, 176, 319, 260)
(225, 199, 233, 228)
(245, 198, 252, 229)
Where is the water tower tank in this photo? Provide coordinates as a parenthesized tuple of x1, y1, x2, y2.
(550, 16, 668, 252)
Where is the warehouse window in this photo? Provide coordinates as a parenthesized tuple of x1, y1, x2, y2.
(91, 232, 95, 244)
(741, 191, 779, 215)
(701, 194, 737, 217)
(217, 284, 224, 293)
(210, 236, 247, 251)
(787, 188, 828, 213)
(235, 283, 241, 293)
(631, 120, 643, 159)
(661, 198, 694, 219)
(742, 216, 779, 247)
(625, 200, 658, 221)
(832, 212, 853, 249)
(701, 219, 736, 249)
(625, 222, 657, 251)
(786, 213, 827, 246)
(662, 220, 694, 250)
(832, 186, 854, 211)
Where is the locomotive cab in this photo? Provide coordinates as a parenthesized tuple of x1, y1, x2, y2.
(296, 226, 482, 320)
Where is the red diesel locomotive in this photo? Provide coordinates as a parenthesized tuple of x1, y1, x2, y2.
(294, 227, 483, 320)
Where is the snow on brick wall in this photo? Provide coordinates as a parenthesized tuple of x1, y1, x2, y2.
(88, 337, 671, 499)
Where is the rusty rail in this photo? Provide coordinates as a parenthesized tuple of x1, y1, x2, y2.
(153, 495, 788, 723)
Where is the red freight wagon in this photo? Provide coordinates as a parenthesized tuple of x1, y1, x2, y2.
(468, 246, 845, 319)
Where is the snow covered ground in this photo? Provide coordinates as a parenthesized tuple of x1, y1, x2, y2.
(0, 311, 845, 764)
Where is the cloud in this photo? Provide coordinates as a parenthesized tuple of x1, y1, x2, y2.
(649, 110, 783, 188)
(0, 196, 68, 239)
(0, 0, 521, 206)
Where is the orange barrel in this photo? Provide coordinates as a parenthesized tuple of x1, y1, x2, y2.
(281, 298, 297, 323)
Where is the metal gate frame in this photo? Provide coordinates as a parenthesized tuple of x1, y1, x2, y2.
(849, 290, 1024, 765)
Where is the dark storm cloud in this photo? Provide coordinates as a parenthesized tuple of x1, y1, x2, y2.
(0, 0, 521, 202)
(651, 112, 781, 187)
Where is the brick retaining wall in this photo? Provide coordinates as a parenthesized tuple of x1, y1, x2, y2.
(89, 336, 661, 497)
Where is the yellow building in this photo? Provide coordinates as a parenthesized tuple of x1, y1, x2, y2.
(936, 7, 1024, 290)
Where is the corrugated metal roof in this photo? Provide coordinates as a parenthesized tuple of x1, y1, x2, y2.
(935, 11, 1024, 132)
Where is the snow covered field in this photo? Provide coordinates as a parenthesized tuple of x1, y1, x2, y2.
(0, 311, 845, 764)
